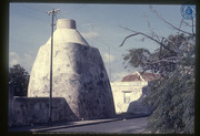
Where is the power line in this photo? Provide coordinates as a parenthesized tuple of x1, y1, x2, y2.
(17, 4, 125, 53)
(37, 4, 55, 11)
(56, 13, 65, 19)
(78, 25, 121, 52)
(19, 4, 47, 15)
(60, 4, 86, 15)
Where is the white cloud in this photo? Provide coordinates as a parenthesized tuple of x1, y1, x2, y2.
(103, 53, 115, 63)
(10, 59, 19, 66)
(9, 51, 34, 73)
(9, 52, 20, 66)
(81, 31, 99, 39)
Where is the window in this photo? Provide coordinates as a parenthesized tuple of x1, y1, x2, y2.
(123, 92, 131, 104)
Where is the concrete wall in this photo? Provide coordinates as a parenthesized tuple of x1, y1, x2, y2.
(9, 97, 78, 126)
(110, 82, 151, 115)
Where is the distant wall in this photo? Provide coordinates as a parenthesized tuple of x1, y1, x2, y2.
(9, 97, 78, 126)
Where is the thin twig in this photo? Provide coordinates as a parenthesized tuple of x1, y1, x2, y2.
(119, 33, 140, 47)
(182, 20, 192, 27)
(175, 19, 184, 53)
(149, 6, 195, 36)
(159, 38, 163, 60)
(145, 59, 177, 65)
(192, 18, 194, 35)
(144, 13, 160, 41)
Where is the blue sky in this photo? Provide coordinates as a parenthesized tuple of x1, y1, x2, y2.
(9, 3, 195, 81)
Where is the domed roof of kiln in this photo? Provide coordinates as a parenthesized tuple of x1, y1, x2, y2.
(46, 19, 89, 46)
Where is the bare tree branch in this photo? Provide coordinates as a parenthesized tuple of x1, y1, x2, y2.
(119, 25, 178, 54)
(149, 5, 195, 36)
(145, 59, 177, 65)
(178, 19, 184, 33)
(174, 19, 184, 53)
(144, 13, 161, 41)
(182, 20, 195, 28)
(161, 36, 176, 46)
(119, 33, 140, 47)
(159, 38, 163, 60)
(192, 18, 194, 35)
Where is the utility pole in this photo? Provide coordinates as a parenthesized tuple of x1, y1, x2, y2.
(9, 80, 14, 127)
(47, 9, 60, 127)
(109, 47, 111, 81)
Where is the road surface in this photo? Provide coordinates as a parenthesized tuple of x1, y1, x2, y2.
(37, 117, 148, 133)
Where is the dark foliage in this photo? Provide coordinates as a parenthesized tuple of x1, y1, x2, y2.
(9, 64, 30, 96)
(122, 33, 195, 76)
(120, 11, 195, 133)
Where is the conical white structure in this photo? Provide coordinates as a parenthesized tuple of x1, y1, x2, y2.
(28, 19, 115, 121)
(46, 19, 89, 46)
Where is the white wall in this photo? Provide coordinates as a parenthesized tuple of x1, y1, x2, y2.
(110, 82, 148, 114)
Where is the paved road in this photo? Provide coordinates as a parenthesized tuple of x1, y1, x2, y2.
(37, 117, 148, 134)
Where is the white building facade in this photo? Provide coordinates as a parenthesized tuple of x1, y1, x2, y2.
(110, 81, 148, 114)
(110, 71, 160, 115)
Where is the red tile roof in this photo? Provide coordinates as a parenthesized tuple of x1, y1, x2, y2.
(121, 71, 161, 82)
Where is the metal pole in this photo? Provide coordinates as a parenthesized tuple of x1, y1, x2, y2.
(9, 81, 13, 126)
(47, 9, 60, 127)
(109, 47, 111, 81)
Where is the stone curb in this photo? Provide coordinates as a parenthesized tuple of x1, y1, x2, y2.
(9, 114, 149, 132)
(31, 118, 122, 132)
(9, 118, 119, 132)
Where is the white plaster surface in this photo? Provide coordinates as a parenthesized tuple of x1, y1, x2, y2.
(28, 19, 115, 120)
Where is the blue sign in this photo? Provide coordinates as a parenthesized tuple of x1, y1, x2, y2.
(180, 5, 196, 20)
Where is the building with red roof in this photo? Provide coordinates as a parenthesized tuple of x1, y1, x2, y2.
(110, 71, 160, 115)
